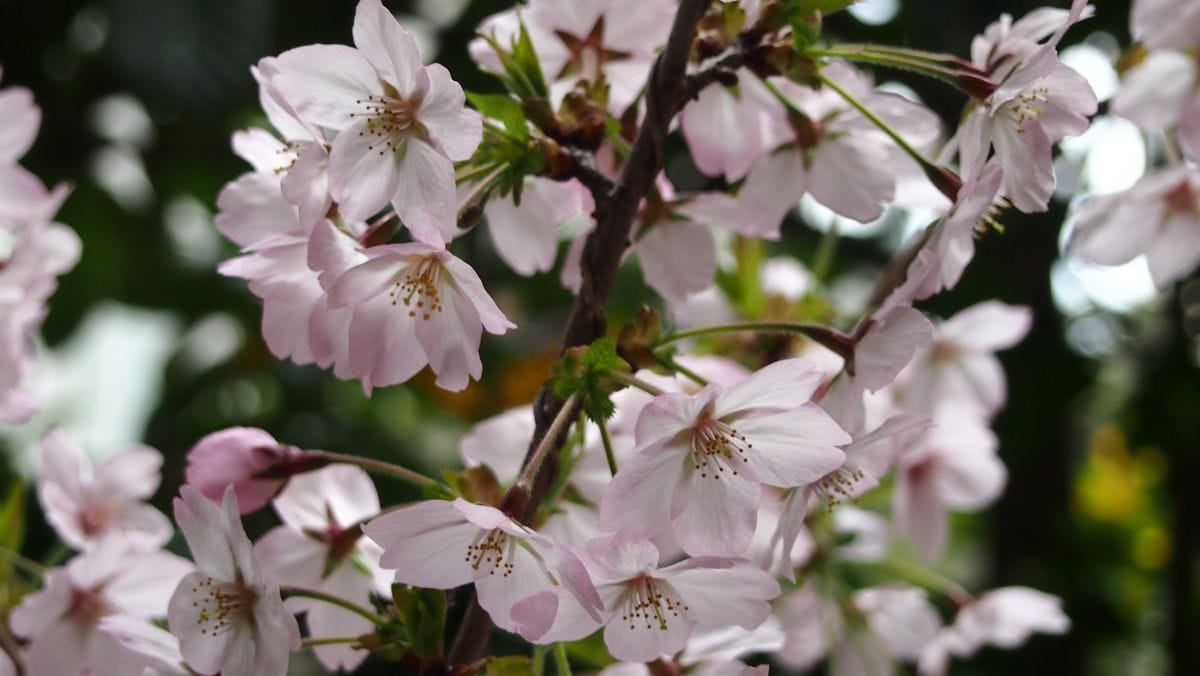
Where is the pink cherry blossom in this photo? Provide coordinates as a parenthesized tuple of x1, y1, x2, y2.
(185, 427, 320, 514)
(254, 464, 390, 672)
(739, 63, 935, 230)
(472, 0, 677, 114)
(777, 583, 941, 675)
(535, 536, 780, 662)
(600, 358, 850, 557)
(901, 301, 1032, 417)
(959, 0, 1096, 213)
(9, 540, 191, 676)
(363, 498, 603, 641)
(1111, 50, 1200, 162)
(327, 241, 514, 392)
(36, 428, 172, 551)
(893, 411, 1007, 561)
(1067, 166, 1200, 288)
(1130, 0, 1200, 51)
(270, 0, 481, 245)
(918, 587, 1069, 675)
(167, 486, 301, 676)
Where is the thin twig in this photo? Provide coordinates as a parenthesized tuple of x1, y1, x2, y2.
(446, 0, 715, 664)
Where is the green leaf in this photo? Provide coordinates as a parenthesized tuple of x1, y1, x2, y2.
(0, 481, 25, 554)
(392, 585, 446, 657)
(511, 22, 549, 98)
(467, 92, 530, 141)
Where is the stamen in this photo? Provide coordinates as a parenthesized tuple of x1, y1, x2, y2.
(620, 576, 688, 631)
(689, 415, 752, 480)
(387, 257, 444, 320)
(815, 462, 867, 509)
(464, 529, 515, 577)
(191, 576, 255, 637)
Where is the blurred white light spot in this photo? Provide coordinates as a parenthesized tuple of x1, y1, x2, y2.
(1066, 313, 1122, 358)
(848, 0, 900, 25)
(70, 7, 110, 54)
(178, 313, 244, 375)
(90, 145, 154, 211)
(1060, 115, 1146, 195)
(1, 303, 180, 474)
(164, 195, 220, 268)
(1052, 255, 1157, 316)
(89, 94, 155, 149)
(1060, 43, 1118, 102)
(761, 257, 813, 300)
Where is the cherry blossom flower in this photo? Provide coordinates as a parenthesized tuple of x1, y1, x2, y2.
(600, 358, 850, 557)
(472, 0, 677, 113)
(1130, 0, 1200, 51)
(1067, 166, 1200, 288)
(776, 583, 941, 676)
(185, 426, 321, 514)
(363, 498, 603, 641)
(534, 536, 780, 662)
(959, 0, 1096, 213)
(739, 63, 939, 230)
(254, 465, 391, 672)
(901, 301, 1032, 418)
(327, 241, 514, 392)
(918, 587, 1069, 675)
(167, 486, 301, 676)
(9, 540, 191, 676)
(893, 411, 1007, 561)
(270, 0, 481, 245)
(36, 428, 172, 551)
(1111, 50, 1200, 163)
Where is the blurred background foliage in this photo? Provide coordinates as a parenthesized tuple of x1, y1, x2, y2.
(1, 0, 1198, 674)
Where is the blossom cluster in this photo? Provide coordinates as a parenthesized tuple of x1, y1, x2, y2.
(0, 67, 80, 424)
(1, 0, 1194, 674)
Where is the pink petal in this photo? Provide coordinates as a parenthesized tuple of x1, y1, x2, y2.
(671, 471, 760, 557)
(418, 64, 483, 161)
(0, 85, 39, 164)
(736, 405, 849, 487)
(807, 134, 894, 222)
(328, 119, 402, 223)
(666, 561, 780, 631)
(270, 44, 378, 130)
(363, 500, 479, 589)
(635, 218, 716, 303)
(941, 301, 1032, 351)
(392, 138, 458, 247)
(714, 357, 823, 418)
(599, 446, 686, 542)
(352, 0, 423, 99)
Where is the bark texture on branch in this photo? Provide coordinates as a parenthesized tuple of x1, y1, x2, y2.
(447, 0, 715, 664)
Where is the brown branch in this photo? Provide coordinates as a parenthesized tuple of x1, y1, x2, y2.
(446, 0, 715, 665)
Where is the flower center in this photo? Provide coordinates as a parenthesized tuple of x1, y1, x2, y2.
(78, 498, 119, 536)
(815, 462, 868, 508)
(464, 529, 515, 577)
(191, 576, 256, 637)
(620, 576, 688, 632)
(389, 256, 444, 320)
(689, 415, 752, 480)
(351, 94, 419, 156)
(1003, 86, 1048, 132)
(1165, 179, 1197, 215)
(930, 339, 961, 362)
(70, 586, 110, 623)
